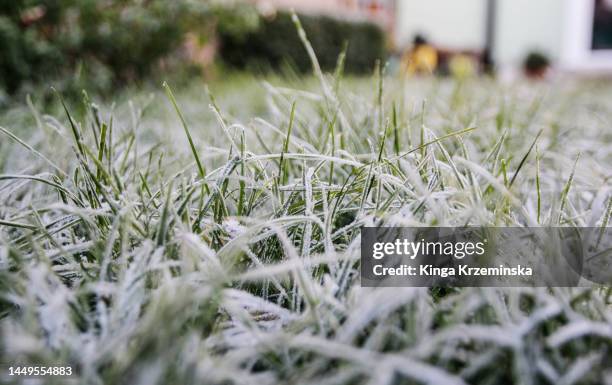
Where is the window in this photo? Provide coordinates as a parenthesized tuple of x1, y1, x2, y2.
(592, 0, 612, 49)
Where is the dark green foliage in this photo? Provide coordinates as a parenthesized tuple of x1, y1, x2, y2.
(523, 51, 551, 73)
(0, 1, 224, 97)
(0, 2, 64, 93)
(218, 12, 387, 74)
(76, 1, 192, 82)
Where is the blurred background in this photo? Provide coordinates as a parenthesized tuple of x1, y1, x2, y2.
(2, 0, 612, 106)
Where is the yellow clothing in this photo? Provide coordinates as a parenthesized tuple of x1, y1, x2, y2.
(402, 45, 438, 75)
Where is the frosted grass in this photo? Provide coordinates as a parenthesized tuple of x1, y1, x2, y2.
(0, 30, 611, 385)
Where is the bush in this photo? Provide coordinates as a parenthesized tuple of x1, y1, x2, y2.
(0, 1, 226, 98)
(76, 1, 195, 82)
(218, 12, 387, 74)
(0, 4, 64, 94)
(523, 51, 550, 73)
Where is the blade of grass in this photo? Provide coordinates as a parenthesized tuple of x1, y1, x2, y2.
(54, 88, 86, 159)
(393, 126, 476, 160)
(508, 129, 542, 188)
(156, 180, 174, 247)
(596, 196, 612, 248)
(0, 126, 67, 177)
(163, 82, 207, 184)
(279, 101, 297, 188)
(558, 153, 581, 223)
(0, 219, 38, 230)
(536, 146, 542, 224)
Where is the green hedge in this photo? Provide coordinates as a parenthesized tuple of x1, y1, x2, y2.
(0, 1, 251, 98)
(218, 12, 387, 74)
(0, 3, 385, 100)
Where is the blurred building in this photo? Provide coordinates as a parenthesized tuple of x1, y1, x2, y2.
(250, 0, 395, 30)
(395, 0, 612, 73)
(249, 0, 612, 73)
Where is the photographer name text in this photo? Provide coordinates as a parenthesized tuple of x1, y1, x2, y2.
(373, 264, 533, 277)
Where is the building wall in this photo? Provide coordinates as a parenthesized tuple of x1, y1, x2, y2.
(394, 0, 568, 68)
(561, 0, 612, 72)
(395, 0, 487, 51)
(260, 0, 612, 71)
(251, 0, 393, 21)
(253, 0, 356, 15)
(495, 0, 565, 66)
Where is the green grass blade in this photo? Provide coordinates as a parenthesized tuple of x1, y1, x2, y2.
(163, 82, 206, 180)
(509, 129, 542, 188)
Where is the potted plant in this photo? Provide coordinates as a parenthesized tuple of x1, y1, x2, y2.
(523, 51, 550, 79)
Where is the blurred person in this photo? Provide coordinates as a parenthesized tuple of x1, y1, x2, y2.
(401, 34, 438, 76)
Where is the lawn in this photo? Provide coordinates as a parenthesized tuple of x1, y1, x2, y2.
(0, 68, 611, 384)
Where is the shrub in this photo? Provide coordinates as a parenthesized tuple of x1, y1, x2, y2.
(0, 1, 244, 98)
(76, 1, 193, 82)
(523, 51, 550, 74)
(218, 12, 387, 74)
(0, 4, 64, 94)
